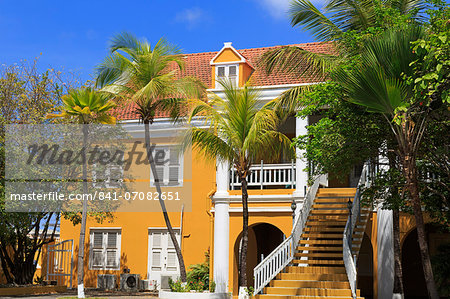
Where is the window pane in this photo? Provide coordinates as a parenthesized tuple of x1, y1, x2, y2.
(169, 148, 179, 165)
(92, 250, 103, 267)
(229, 66, 237, 76)
(152, 251, 161, 270)
(153, 233, 162, 248)
(217, 67, 225, 77)
(167, 251, 177, 267)
(169, 166, 179, 183)
(93, 232, 103, 248)
(106, 250, 117, 267)
(107, 232, 117, 248)
(154, 167, 164, 182)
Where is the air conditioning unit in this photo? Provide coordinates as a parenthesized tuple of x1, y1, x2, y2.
(120, 273, 140, 292)
(97, 274, 117, 290)
(140, 279, 157, 291)
(160, 275, 172, 290)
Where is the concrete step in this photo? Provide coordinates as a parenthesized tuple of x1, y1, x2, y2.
(277, 272, 348, 281)
(270, 280, 350, 289)
(285, 266, 346, 274)
(297, 246, 343, 251)
(264, 287, 359, 297)
(299, 240, 343, 245)
(294, 252, 343, 258)
(292, 259, 344, 265)
(304, 234, 344, 239)
(311, 210, 350, 215)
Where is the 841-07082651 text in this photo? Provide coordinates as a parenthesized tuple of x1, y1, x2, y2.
(9, 191, 181, 201)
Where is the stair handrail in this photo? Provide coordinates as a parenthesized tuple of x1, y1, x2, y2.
(343, 162, 373, 299)
(253, 174, 326, 295)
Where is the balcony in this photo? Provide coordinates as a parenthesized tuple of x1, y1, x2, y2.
(230, 161, 296, 190)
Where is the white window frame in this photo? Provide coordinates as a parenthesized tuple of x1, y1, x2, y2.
(147, 227, 181, 280)
(215, 64, 239, 88)
(150, 145, 183, 187)
(89, 228, 121, 270)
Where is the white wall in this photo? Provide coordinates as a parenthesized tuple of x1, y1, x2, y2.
(377, 208, 394, 299)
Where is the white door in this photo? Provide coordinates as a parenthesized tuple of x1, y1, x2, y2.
(147, 229, 181, 289)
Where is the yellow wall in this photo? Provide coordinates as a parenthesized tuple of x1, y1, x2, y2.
(212, 47, 253, 88)
(213, 49, 241, 63)
(59, 148, 216, 287)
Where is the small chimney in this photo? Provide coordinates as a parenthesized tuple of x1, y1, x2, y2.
(224, 42, 232, 47)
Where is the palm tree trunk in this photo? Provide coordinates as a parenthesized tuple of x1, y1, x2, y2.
(143, 121, 187, 282)
(77, 125, 89, 298)
(392, 208, 404, 296)
(239, 176, 249, 288)
(401, 152, 439, 299)
(388, 151, 404, 297)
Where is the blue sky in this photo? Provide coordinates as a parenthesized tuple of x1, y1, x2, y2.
(0, 0, 323, 82)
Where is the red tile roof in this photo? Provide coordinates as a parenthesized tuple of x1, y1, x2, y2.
(114, 42, 334, 121)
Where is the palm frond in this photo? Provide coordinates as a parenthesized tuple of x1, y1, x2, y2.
(265, 85, 311, 118)
(325, 0, 375, 32)
(332, 26, 422, 115)
(290, 0, 342, 41)
(109, 31, 143, 54)
(388, 0, 428, 20)
(259, 45, 338, 79)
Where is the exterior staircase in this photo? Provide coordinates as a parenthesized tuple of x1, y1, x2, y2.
(254, 187, 370, 299)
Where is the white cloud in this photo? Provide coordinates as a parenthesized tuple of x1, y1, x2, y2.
(257, 0, 327, 19)
(175, 7, 204, 28)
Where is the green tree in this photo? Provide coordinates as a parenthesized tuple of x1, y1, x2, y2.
(183, 80, 292, 288)
(47, 87, 116, 298)
(260, 1, 440, 296)
(95, 32, 204, 282)
(333, 25, 445, 298)
(0, 59, 77, 285)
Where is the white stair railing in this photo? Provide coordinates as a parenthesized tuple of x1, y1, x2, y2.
(343, 162, 373, 298)
(253, 174, 326, 295)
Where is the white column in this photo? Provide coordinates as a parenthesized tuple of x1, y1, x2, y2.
(216, 160, 229, 196)
(213, 160, 230, 293)
(293, 116, 308, 198)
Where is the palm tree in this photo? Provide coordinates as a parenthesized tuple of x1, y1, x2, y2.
(95, 32, 204, 281)
(47, 87, 116, 298)
(332, 26, 439, 299)
(260, 1, 428, 296)
(183, 80, 293, 289)
(260, 0, 427, 110)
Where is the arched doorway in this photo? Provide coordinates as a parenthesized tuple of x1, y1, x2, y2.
(402, 224, 450, 298)
(233, 223, 285, 294)
(357, 233, 373, 299)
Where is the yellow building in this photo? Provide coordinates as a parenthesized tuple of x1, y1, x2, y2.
(59, 42, 450, 299)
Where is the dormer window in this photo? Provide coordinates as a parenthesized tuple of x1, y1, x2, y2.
(216, 64, 238, 88)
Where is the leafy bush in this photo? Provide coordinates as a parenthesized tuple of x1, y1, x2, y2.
(168, 278, 188, 292)
(186, 251, 210, 291)
(169, 251, 216, 293)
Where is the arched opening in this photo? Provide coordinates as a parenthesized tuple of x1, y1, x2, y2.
(232, 223, 285, 295)
(402, 223, 450, 298)
(357, 233, 373, 299)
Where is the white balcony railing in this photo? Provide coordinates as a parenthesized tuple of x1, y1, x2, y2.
(230, 161, 295, 190)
